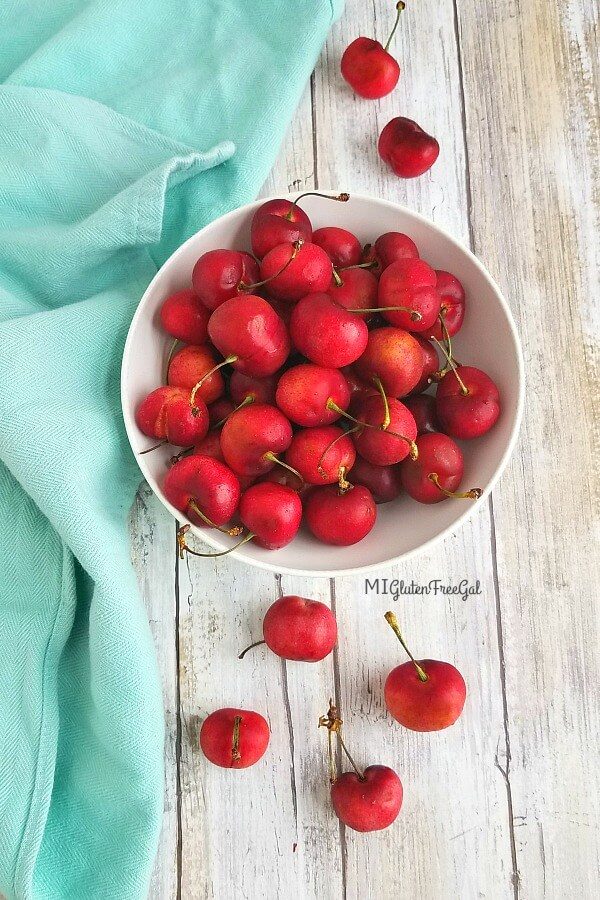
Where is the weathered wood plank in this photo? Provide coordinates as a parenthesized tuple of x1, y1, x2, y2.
(312, 1, 516, 896)
(129, 484, 179, 900)
(456, 0, 600, 895)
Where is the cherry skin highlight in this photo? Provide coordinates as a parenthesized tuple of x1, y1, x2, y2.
(275, 363, 351, 427)
(353, 394, 418, 465)
(312, 226, 362, 268)
(250, 198, 313, 259)
(199, 708, 270, 769)
(435, 366, 501, 439)
(136, 386, 209, 447)
(349, 456, 403, 503)
(208, 294, 290, 377)
(378, 117, 440, 178)
(331, 766, 403, 832)
(191, 249, 259, 311)
(429, 269, 466, 340)
(260, 241, 332, 302)
(238, 482, 302, 549)
(305, 484, 377, 545)
(379, 258, 442, 333)
(385, 659, 466, 731)
(404, 393, 439, 435)
(326, 267, 378, 318)
(168, 344, 225, 404)
(399, 432, 465, 503)
(163, 455, 240, 526)
(354, 327, 423, 397)
(220, 403, 293, 476)
(261, 595, 338, 662)
(229, 371, 277, 406)
(290, 293, 369, 368)
(286, 426, 356, 485)
(159, 289, 210, 344)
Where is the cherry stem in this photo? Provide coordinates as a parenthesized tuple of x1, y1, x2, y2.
(285, 191, 350, 220)
(340, 259, 379, 272)
(372, 376, 391, 429)
(384, 611, 428, 682)
(188, 498, 244, 536)
(332, 267, 344, 287)
(346, 305, 422, 321)
(211, 394, 254, 430)
(384, 1, 406, 52)
(263, 452, 304, 484)
(428, 473, 482, 500)
(169, 446, 194, 466)
(326, 400, 418, 460)
(319, 700, 365, 783)
(189, 355, 238, 409)
(231, 715, 242, 763)
(177, 525, 254, 558)
(238, 639, 266, 660)
(139, 439, 168, 455)
(317, 423, 360, 480)
(431, 336, 469, 395)
(337, 465, 352, 492)
(239, 239, 303, 290)
(165, 338, 180, 383)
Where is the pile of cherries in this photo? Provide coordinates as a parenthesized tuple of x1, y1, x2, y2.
(200, 595, 466, 833)
(135, 191, 500, 558)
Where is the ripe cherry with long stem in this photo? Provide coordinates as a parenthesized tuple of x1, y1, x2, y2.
(219, 402, 299, 478)
(238, 482, 302, 549)
(239, 595, 338, 662)
(275, 363, 351, 427)
(250, 191, 349, 259)
(428, 270, 466, 340)
(168, 343, 225, 404)
(191, 249, 260, 311)
(341, 2, 406, 100)
(260, 240, 334, 302)
(399, 432, 482, 503)
(163, 455, 241, 532)
(320, 700, 403, 832)
(286, 425, 356, 485)
(383, 611, 467, 731)
(434, 355, 501, 440)
(352, 391, 418, 465)
(379, 257, 442, 332)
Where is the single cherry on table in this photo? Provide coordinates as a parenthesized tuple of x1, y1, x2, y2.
(199, 708, 270, 769)
(341, 2, 406, 100)
(239, 595, 338, 663)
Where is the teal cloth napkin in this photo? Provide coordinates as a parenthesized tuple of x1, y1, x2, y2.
(0, 2, 341, 896)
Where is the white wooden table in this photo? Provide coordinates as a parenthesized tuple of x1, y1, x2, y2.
(130, 1, 600, 896)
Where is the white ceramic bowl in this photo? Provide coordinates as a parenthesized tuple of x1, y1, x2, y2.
(121, 192, 523, 577)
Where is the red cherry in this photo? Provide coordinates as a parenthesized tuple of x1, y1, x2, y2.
(275, 363, 351, 427)
(207, 397, 235, 428)
(260, 241, 332, 302)
(340, 3, 405, 100)
(331, 765, 403, 832)
(191, 249, 259, 311)
(372, 232, 419, 271)
(354, 327, 423, 397)
(353, 394, 417, 465)
(229, 371, 277, 406)
(305, 484, 376, 545)
(251, 595, 338, 662)
(251, 198, 313, 259)
(286, 426, 356, 485)
(208, 294, 290, 377)
(159, 289, 210, 344)
(239, 482, 302, 549)
(409, 335, 439, 394)
(349, 456, 403, 503)
(163, 455, 240, 526)
(312, 226, 362, 268)
(435, 366, 500, 439)
(378, 117, 440, 178)
(399, 432, 482, 503)
(136, 386, 209, 447)
(326, 267, 378, 318)
(428, 270, 466, 340)
(379, 258, 442, 332)
(199, 708, 269, 769)
(220, 403, 293, 476)
(193, 429, 225, 462)
(383, 611, 467, 731)
(168, 344, 224, 404)
(290, 293, 368, 367)
(403, 393, 439, 435)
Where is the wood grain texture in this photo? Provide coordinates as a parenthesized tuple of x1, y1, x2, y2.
(128, 0, 600, 896)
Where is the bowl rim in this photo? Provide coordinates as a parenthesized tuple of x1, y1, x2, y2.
(121, 191, 525, 578)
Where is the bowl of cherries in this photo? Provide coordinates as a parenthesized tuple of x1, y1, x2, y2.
(121, 191, 523, 576)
